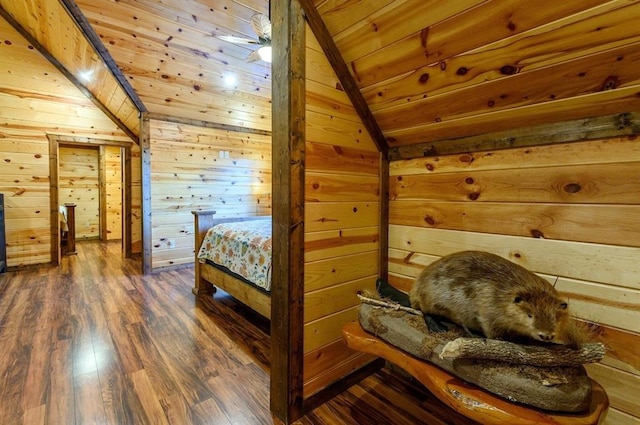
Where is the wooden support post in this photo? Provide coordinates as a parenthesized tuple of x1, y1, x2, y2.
(64, 203, 77, 255)
(0, 194, 5, 272)
(140, 113, 152, 274)
(271, 0, 306, 422)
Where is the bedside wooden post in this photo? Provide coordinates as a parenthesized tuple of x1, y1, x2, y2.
(64, 203, 76, 255)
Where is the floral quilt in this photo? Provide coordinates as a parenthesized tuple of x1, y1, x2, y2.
(197, 218, 272, 292)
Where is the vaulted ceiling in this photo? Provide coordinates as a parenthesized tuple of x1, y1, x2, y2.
(0, 0, 272, 139)
(74, 0, 272, 132)
(2, 0, 640, 150)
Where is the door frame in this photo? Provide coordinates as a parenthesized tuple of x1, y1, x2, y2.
(98, 145, 125, 242)
(48, 135, 133, 264)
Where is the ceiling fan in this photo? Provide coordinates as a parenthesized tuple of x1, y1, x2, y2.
(216, 13, 272, 63)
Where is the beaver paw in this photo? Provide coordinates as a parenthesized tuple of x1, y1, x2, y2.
(424, 315, 449, 333)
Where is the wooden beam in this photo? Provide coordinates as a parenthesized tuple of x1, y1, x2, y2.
(270, 0, 306, 422)
(140, 113, 152, 274)
(58, 0, 147, 113)
(42, 135, 133, 148)
(147, 113, 272, 136)
(389, 112, 640, 160)
(48, 137, 60, 266)
(299, 0, 389, 159)
(378, 156, 389, 280)
(99, 146, 108, 241)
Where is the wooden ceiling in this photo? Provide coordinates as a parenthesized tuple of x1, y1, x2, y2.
(0, 0, 142, 139)
(0, 0, 272, 140)
(2, 0, 640, 150)
(74, 0, 273, 132)
(313, 0, 640, 153)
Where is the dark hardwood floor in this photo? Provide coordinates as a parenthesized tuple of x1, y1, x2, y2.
(0, 241, 477, 424)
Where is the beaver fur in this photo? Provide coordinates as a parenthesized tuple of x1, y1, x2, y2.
(409, 251, 585, 347)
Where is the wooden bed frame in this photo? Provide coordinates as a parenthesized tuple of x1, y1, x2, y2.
(192, 211, 271, 319)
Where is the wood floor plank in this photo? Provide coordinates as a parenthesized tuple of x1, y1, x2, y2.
(0, 334, 27, 424)
(126, 321, 181, 400)
(87, 299, 115, 352)
(130, 369, 170, 425)
(22, 404, 46, 425)
(22, 328, 52, 411)
(205, 375, 267, 424)
(190, 397, 233, 425)
(148, 321, 215, 407)
(74, 368, 108, 425)
(97, 347, 147, 424)
(160, 392, 193, 425)
(47, 339, 74, 425)
(0, 241, 486, 424)
(105, 310, 144, 374)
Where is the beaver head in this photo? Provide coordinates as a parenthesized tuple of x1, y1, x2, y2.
(506, 291, 569, 343)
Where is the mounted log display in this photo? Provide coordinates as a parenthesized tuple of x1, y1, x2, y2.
(343, 319, 609, 425)
(356, 298, 606, 413)
(440, 337, 606, 367)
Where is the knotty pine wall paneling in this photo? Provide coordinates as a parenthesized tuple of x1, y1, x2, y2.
(148, 119, 272, 270)
(0, 136, 51, 266)
(302, 27, 382, 397)
(388, 136, 640, 425)
(130, 143, 142, 255)
(59, 145, 100, 240)
(102, 145, 123, 240)
(0, 17, 133, 267)
(318, 0, 640, 148)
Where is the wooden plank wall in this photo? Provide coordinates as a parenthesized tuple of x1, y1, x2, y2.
(302, 27, 382, 397)
(388, 137, 640, 425)
(0, 16, 132, 267)
(148, 119, 272, 270)
(103, 145, 122, 240)
(130, 143, 142, 255)
(0, 136, 51, 266)
(59, 146, 100, 240)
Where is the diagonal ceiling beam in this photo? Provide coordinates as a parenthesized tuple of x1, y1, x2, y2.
(58, 0, 146, 114)
(298, 0, 389, 160)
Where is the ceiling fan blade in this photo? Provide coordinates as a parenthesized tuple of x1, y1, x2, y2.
(250, 13, 272, 40)
(246, 49, 262, 63)
(216, 34, 260, 45)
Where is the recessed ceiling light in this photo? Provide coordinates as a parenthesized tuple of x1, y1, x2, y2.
(224, 74, 237, 86)
(78, 70, 94, 83)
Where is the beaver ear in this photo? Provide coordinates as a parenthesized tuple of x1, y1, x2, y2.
(559, 302, 568, 309)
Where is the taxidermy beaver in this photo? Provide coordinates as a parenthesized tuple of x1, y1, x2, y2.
(409, 251, 586, 347)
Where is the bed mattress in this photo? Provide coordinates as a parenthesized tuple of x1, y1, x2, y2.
(197, 218, 272, 291)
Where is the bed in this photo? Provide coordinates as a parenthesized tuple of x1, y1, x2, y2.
(192, 211, 272, 319)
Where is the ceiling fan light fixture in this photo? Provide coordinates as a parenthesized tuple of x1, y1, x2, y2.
(215, 13, 272, 63)
(257, 45, 272, 63)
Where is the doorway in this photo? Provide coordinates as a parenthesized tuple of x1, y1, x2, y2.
(48, 135, 133, 265)
(58, 144, 101, 240)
